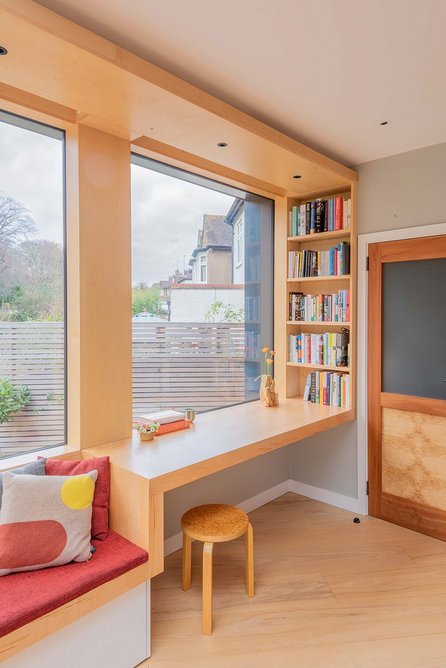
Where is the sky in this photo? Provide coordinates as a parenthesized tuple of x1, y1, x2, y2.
(0, 118, 64, 244)
(0, 114, 235, 287)
(131, 163, 235, 285)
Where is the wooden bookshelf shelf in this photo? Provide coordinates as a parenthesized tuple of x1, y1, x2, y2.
(285, 188, 356, 409)
(288, 229, 350, 242)
(287, 275, 350, 283)
(287, 321, 350, 327)
(287, 362, 350, 372)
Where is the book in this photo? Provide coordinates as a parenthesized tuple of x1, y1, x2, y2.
(289, 330, 350, 367)
(290, 197, 351, 236)
(303, 371, 350, 408)
(288, 243, 350, 278)
(139, 409, 185, 425)
(157, 419, 190, 435)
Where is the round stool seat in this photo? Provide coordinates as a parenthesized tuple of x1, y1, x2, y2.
(181, 504, 249, 543)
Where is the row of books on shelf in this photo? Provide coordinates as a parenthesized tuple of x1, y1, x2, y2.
(289, 196, 351, 236)
(245, 331, 260, 360)
(303, 371, 350, 408)
(288, 243, 350, 278)
(246, 255, 260, 282)
(289, 331, 350, 367)
(289, 289, 350, 322)
(246, 296, 260, 321)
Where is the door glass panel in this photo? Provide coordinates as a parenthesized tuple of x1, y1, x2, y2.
(382, 257, 446, 399)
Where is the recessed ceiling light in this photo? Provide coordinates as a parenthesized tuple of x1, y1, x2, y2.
(379, 121, 388, 126)
(217, 142, 228, 148)
(292, 175, 302, 179)
(0, 46, 8, 56)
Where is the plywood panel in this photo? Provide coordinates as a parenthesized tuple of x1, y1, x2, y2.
(382, 407, 446, 510)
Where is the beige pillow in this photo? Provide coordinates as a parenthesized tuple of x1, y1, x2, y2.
(0, 470, 97, 576)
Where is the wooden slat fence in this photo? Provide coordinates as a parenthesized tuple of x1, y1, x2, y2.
(0, 322, 246, 457)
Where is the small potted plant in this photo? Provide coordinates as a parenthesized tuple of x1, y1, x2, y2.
(133, 421, 160, 442)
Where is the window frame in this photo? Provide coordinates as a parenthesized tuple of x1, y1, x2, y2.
(130, 151, 275, 415)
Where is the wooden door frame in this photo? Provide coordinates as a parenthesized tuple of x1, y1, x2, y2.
(356, 222, 446, 517)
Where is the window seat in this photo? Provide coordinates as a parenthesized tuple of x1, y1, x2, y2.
(0, 530, 148, 639)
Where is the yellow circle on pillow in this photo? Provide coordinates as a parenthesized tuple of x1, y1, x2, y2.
(61, 475, 95, 510)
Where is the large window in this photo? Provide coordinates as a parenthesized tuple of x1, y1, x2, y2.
(0, 111, 65, 458)
(131, 155, 274, 416)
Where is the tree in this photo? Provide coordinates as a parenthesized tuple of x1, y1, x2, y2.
(205, 301, 244, 323)
(0, 193, 36, 275)
(132, 284, 162, 316)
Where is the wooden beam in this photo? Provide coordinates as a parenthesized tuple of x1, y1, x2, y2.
(132, 135, 286, 197)
(0, 82, 78, 123)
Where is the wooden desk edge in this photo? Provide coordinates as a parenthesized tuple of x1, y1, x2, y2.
(149, 408, 354, 495)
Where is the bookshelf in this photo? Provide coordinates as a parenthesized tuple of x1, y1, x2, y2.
(285, 188, 356, 410)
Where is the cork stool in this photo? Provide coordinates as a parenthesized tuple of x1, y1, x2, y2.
(181, 504, 254, 635)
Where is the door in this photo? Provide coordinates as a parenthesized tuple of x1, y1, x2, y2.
(368, 235, 446, 538)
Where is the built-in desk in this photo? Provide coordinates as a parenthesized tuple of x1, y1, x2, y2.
(85, 398, 353, 577)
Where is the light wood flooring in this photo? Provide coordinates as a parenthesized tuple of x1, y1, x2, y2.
(149, 493, 446, 667)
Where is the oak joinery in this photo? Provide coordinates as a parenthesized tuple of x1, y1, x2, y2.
(286, 188, 356, 408)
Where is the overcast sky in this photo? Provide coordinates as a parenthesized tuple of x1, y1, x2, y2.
(131, 164, 234, 285)
(0, 119, 64, 244)
(0, 115, 235, 287)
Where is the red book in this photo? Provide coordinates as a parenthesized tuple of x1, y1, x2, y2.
(157, 419, 190, 435)
(335, 197, 343, 230)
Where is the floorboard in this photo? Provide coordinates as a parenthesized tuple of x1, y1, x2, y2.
(150, 492, 446, 667)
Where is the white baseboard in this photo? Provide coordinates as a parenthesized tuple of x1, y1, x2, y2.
(164, 480, 292, 556)
(164, 478, 363, 556)
(288, 480, 363, 514)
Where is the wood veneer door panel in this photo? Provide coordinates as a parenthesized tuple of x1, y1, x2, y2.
(368, 236, 446, 537)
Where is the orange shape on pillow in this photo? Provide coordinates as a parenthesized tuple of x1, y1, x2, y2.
(0, 520, 67, 569)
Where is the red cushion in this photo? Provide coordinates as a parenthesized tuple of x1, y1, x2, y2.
(0, 530, 148, 638)
(44, 457, 110, 540)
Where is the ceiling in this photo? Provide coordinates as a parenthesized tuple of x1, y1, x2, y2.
(36, 0, 446, 166)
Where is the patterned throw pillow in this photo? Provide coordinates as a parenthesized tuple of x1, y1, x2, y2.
(0, 459, 46, 510)
(0, 470, 97, 576)
(44, 457, 110, 540)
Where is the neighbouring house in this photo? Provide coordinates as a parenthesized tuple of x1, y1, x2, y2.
(189, 214, 232, 284)
(225, 199, 245, 284)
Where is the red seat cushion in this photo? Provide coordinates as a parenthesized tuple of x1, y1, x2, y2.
(0, 530, 148, 638)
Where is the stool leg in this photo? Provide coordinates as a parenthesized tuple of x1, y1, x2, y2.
(244, 522, 254, 598)
(182, 532, 192, 592)
(202, 542, 214, 635)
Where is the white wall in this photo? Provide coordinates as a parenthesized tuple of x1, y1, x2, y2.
(170, 287, 244, 322)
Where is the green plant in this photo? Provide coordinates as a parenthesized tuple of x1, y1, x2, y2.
(205, 301, 244, 323)
(0, 378, 31, 424)
(132, 421, 160, 434)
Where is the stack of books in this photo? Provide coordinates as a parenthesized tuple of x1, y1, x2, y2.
(138, 410, 190, 435)
(289, 196, 351, 236)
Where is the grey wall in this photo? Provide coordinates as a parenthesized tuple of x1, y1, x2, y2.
(164, 141, 446, 539)
(164, 447, 289, 538)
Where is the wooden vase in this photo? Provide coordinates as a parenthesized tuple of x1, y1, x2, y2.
(140, 431, 155, 442)
(259, 374, 279, 407)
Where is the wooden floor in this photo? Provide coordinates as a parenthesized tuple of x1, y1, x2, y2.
(149, 493, 446, 667)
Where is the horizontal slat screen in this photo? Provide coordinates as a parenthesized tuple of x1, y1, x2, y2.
(0, 322, 248, 457)
(0, 322, 65, 457)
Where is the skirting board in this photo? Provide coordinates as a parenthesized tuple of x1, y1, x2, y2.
(164, 479, 363, 556)
(289, 480, 363, 514)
